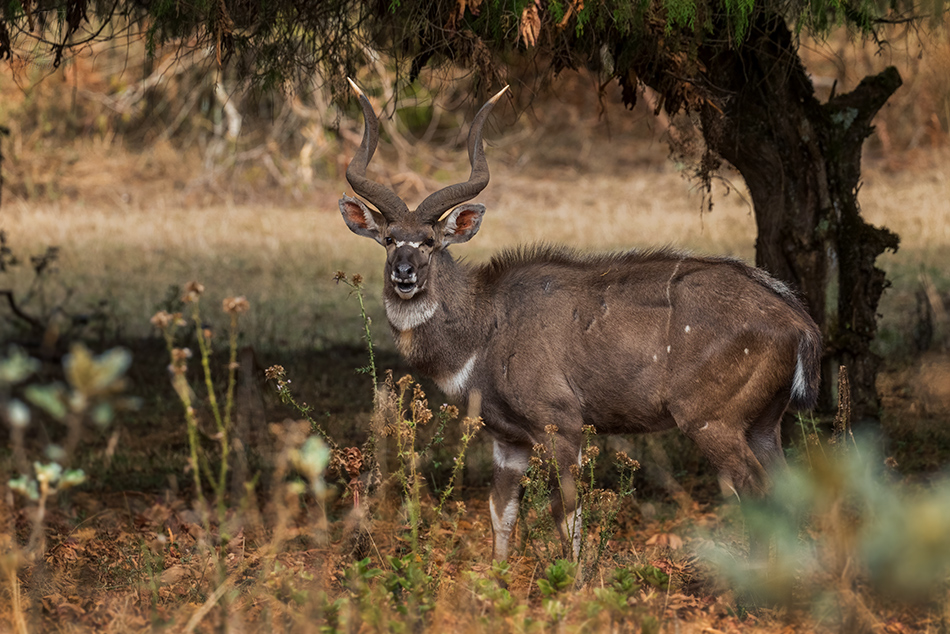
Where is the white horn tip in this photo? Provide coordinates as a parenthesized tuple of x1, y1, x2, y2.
(489, 85, 510, 104)
(346, 77, 365, 98)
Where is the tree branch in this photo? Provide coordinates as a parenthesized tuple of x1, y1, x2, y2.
(0, 290, 44, 332)
(826, 66, 903, 129)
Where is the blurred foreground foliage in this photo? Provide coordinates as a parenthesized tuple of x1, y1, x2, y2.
(716, 433, 950, 622)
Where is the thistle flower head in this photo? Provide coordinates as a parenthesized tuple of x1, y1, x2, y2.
(169, 348, 192, 375)
(440, 404, 460, 419)
(182, 281, 205, 303)
(615, 451, 640, 470)
(150, 310, 174, 329)
(223, 296, 250, 314)
(582, 445, 600, 466)
(463, 416, 484, 434)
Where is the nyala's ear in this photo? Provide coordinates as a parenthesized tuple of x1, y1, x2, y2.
(439, 203, 485, 245)
(340, 195, 386, 242)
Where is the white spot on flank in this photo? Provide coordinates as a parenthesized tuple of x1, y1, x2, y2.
(685, 325, 691, 333)
(385, 297, 437, 331)
(653, 354, 658, 362)
(667, 345, 671, 353)
(436, 354, 478, 397)
(493, 441, 530, 473)
(744, 348, 749, 355)
(699, 422, 709, 431)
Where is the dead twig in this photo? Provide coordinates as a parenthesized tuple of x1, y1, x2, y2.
(0, 289, 43, 332)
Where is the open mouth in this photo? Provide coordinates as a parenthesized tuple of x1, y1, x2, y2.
(391, 273, 419, 298)
(395, 281, 416, 296)
(390, 269, 423, 299)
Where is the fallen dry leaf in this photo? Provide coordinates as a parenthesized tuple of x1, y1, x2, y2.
(646, 532, 684, 549)
(160, 564, 190, 586)
(519, 0, 541, 48)
(557, 0, 584, 28)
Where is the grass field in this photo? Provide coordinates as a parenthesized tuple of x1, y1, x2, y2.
(2, 46, 950, 632)
(5, 139, 948, 349)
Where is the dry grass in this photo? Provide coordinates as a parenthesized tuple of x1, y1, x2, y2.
(0, 110, 760, 348)
(2, 166, 757, 351)
(3, 141, 948, 352)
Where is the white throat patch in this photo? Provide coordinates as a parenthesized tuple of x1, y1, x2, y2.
(435, 353, 478, 397)
(385, 297, 437, 332)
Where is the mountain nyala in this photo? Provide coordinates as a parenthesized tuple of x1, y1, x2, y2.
(339, 80, 821, 561)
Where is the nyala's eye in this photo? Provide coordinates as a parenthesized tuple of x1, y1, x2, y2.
(423, 238, 435, 247)
(385, 237, 394, 245)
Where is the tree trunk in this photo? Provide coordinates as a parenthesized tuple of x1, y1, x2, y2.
(691, 14, 900, 420)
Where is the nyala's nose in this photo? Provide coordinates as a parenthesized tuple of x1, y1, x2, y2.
(395, 262, 415, 279)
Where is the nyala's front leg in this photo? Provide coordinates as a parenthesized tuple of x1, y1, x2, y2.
(489, 440, 530, 561)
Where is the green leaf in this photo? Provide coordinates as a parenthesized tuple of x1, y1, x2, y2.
(292, 436, 331, 488)
(91, 402, 114, 427)
(25, 384, 68, 421)
(60, 469, 87, 489)
(537, 579, 556, 596)
(611, 567, 642, 595)
(0, 347, 39, 385)
(592, 587, 628, 613)
(352, 557, 383, 582)
(543, 598, 568, 622)
(9, 475, 39, 501)
(633, 564, 670, 590)
(491, 559, 513, 586)
(64, 344, 131, 397)
(663, 0, 697, 31)
(34, 461, 63, 485)
(539, 559, 577, 596)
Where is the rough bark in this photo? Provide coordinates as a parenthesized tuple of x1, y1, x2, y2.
(692, 14, 901, 418)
